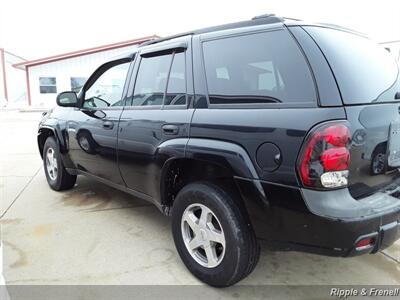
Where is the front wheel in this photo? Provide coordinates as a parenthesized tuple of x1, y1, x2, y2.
(43, 136, 77, 191)
(172, 182, 260, 287)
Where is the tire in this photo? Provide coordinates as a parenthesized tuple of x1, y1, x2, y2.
(172, 181, 260, 287)
(43, 136, 77, 191)
(370, 144, 387, 175)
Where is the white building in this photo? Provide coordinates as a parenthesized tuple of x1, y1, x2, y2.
(0, 48, 27, 107)
(13, 35, 157, 108)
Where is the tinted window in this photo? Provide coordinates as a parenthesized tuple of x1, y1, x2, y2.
(165, 52, 186, 105)
(39, 77, 57, 94)
(305, 27, 400, 104)
(84, 62, 129, 108)
(202, 30, 316, 104)
(130, 54, 172, 106)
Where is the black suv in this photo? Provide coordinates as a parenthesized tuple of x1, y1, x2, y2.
(38, 15, 400, 286)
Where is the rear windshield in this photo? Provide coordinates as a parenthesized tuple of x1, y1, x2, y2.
(202, 30, 317, 105)
(305, 26, 400, 104)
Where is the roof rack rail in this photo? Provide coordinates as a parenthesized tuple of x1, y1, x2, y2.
(140, 32, 194, 47)
(252, 13, 276, 20)
(282, 16, 303, 22)
(139, 14, 285, 48)
(315, 23, 367, 37)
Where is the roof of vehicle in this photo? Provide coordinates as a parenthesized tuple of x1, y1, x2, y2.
(140, 14, 286, 47)
(138, 14, 367, 49)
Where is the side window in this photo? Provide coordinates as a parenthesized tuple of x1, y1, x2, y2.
(165, 52, 186, 105)
(130, 54, 172, 106)
(83, 62, 129, 108)
(202, 30, 316, 104)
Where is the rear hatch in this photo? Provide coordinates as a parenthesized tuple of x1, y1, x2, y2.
(304, 26, 400, 199)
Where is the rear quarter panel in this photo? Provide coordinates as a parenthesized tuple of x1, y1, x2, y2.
(190, 107, 346, 185)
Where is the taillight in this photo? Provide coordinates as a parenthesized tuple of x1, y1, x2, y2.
(298, 122, 351, 189)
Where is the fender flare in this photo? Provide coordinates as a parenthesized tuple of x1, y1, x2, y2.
(185, 138, 260, 179)
(159, 138, 267, 211)
(38, 124, 67, 153)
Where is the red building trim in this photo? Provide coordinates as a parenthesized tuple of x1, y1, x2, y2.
(25, 66, 31, 106)
(0, 48, 9, 101)
(13, 35, 158, 70)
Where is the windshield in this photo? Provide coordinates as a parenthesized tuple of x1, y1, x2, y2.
(304, 26, 400, 105)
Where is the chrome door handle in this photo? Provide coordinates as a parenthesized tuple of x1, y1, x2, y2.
(103, 121, 114, 129)
(162, 124, 179, 135)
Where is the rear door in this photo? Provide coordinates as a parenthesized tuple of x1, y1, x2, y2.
(303, 26, 400, 198)
(67, 58, 132, 185)
(117, 37, 194, 199)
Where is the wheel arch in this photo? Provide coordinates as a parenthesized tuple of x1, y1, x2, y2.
(38, 125, 68, 158)
(159, 138, 266, 216)
(38, 127, 57, 158)
(372, 141, 387, 155)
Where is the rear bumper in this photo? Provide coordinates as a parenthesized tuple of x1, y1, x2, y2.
(347, 220, 400, 256)
(235, 178, 400, 257)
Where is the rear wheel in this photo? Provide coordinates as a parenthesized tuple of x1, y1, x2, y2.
(172, 181, 260, 287)
(43, 136, 77, 191)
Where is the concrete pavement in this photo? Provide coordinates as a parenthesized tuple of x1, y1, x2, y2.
(0, 111, 399, 291)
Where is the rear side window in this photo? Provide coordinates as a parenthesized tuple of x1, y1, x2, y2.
(202, 30, 316, 105)
(305, 27, 399, 104)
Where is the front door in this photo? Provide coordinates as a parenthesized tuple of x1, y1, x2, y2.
(68, 58, 131, 185)
(118, 38, 194, 199)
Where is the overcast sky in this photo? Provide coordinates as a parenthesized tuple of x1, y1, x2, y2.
(1, 0, 399, 60)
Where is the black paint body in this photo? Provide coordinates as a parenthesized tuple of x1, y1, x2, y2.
(38, 19, 400, 257)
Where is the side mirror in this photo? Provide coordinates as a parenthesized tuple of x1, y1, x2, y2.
(56, 91, 78, 107)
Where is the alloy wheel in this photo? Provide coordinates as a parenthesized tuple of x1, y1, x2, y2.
(181, 203, 226, 268)
(45, 147, 58, 180)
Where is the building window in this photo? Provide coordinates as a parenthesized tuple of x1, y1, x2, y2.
(39, 77, 57, 94)
(70, 77, 87, 93)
